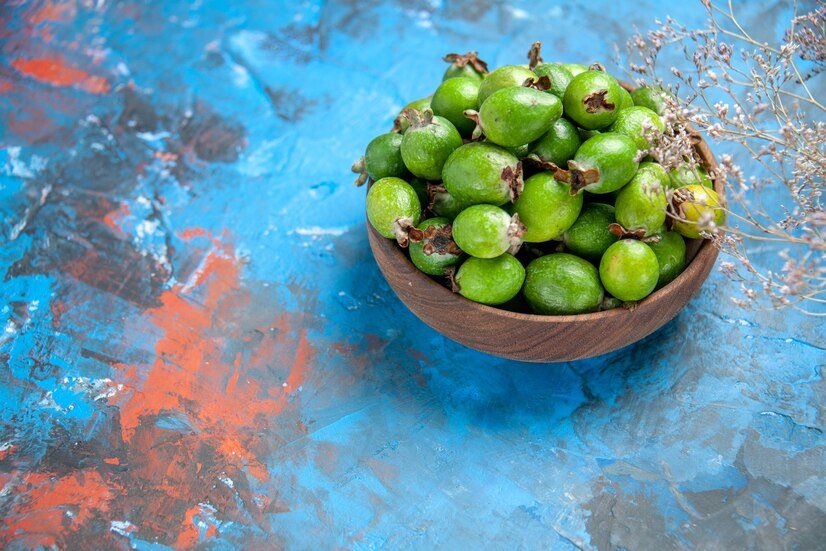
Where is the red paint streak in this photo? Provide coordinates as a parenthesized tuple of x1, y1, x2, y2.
(103, 457, 120, 465)
(30, 1, 75, 24)
(0, 444, 16, 461)
(11, 58, 110, 94)
(0, 470, 116, 547)
(102, 202, 130, 235)
(105, 231, 316, 545)
(179, 227, 208, 240)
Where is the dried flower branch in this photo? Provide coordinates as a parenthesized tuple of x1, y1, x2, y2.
(617, 0, 825, 315)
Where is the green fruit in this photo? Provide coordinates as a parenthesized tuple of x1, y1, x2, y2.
(668, 163, 713, 189)
(647, 231, 686, 288)
(506, 143, 530, 158)
(442, 51, 487, 82)
(431, 77, 481, 137)
(670, 184, 726, 239)
(563, 71, 623, 130)
(562, 63, 589, 76)
(532, 62, 573, 98)
(564, 132, 639, 194)
(400, 111, 463, 180)
(617, 86, 634, 111)
(637, 161, 670, 188)
(599, 240, 659, 301)
(614, 169, 668, 236)
(429, 185, 468, 219)
(562, 203, 618, 261)
(523, 253, 604, 314)
(362, 133, 406, 180)
(609, 106, 664, 151)
(476, 87, 562, 147)
(631, 86, 670, 115)
(408, 177, 430, 206)
(477, 65, 536, 105)
(455, 254, 525, 305)
(366, 177, 421, 238)
(513, 172, 582, 242)
(442, 142, 521, 206)
(452, 204, 524, 258)
(409, 217, 463, 276)
(395, 97, 431, 133)
(529, 118, 581, 167)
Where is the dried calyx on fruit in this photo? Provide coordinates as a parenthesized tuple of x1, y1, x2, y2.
(442, 51, 490, 77)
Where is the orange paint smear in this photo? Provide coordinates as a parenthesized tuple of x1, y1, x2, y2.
(102, 202, 130, 235)
(115, 233, 315, 483)
(11, 58, 110, 94)
(0, 470, 117, 546)
(30, 1, 76, 24)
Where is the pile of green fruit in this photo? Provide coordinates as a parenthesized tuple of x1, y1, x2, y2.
(355, 44, 725, 314)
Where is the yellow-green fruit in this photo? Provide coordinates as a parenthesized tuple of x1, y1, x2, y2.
(670, 185, 725, 239)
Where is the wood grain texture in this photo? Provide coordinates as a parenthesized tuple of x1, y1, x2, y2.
(368, 120, 722, 362)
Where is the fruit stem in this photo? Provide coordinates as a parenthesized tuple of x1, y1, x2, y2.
(527, 41, 543, 69)
(443, 51, 489, 74)
(419, 224, 462, 256)
(583, 89, 615, 113)
(523, 76, 552, 91)
(554, 161, 601, 194)
(402, 108, 434, 130)
(444, 265, 460, 292)
(463, 109, 484, 141)
(589, 62, 606, 72)
(608, 223, 648, 240)
(351, 156, 368, 186)
(506, 213, 527, 255)
(392, 217, 418, 248)
(501, 162, 524, 202)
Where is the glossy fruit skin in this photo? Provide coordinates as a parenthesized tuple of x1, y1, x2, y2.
(506, 143, 530, 158)
(396, 97, 431, 133)
(431, 77, 481, 137)
(668, 163, 713, 189)
(671, 184, 726, 239)
(366, 177, 421, 238)
(408, 177, 430, 206)
(443, 63, 484, 83)
(514, 172, 582, 242)
(562, 203, 618, 261)
(609, 106, 664, 151)
(400, 115, 463, 180)
(477, 65, 536, 105)
(452, 204, 517, 258)
(637, 161, 670, 188)
(631, 86, 669, 115)
(647, 230, 686, 288)
(442, 142, 520, 206)
(409, 217, 462, 276)
(523, 253, 604, 314)
(571, 132, 639, 194)
(529, 118, 581, 167)
(429, 186, 469, 219)
(617, 86, 634, 111)
(599, 240, 659, 302)
(615, 169, 668, 236)
(455, 254, 525, 305)
(478, 87, 562, 147)
(364, 133, 406, 180)
(532, 62, 573, 98)
(563, 71, 623, 130)
(562, 63, 589, 76)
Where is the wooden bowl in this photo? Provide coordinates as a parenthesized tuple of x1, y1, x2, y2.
(367, 129, 721, 362)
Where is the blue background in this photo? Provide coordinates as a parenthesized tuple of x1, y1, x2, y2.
(0, 0, 823, 548)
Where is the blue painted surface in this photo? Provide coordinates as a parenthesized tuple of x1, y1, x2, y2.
(0, 0, 823, 549)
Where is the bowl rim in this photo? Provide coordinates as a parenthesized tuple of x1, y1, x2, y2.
(367, 85, 722, 324)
